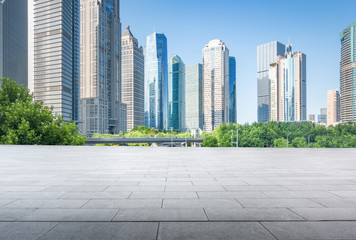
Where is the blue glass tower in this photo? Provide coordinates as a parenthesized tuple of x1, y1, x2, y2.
(144, 33, 168, 130)
(229, 57, 237, 123)
(168, 55, 185, 132)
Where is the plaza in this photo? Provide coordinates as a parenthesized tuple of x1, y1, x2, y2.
(0, 146, 356, 239)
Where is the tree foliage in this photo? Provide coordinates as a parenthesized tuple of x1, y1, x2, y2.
(0, 78, 86, 145)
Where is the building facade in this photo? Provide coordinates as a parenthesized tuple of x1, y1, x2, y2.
(167, 55, 185, 132)
(308, 114, 316, 123)
(340, 22, 356, 123)
(121, 26, 144, 132)
(229, 57, 237, 123)
(185, 64, 203, 132)
(144, 33, 168, 130)
(202, 39, 229, 133)
(257, 41, 286, 122)
(80, 0, 125, 136)
(269, 45, 307, 122)
(327, 90, 340, 126)
(318, 108, 327, 124)
(33, 0, 80, 122)
(0, 0, 28, 87)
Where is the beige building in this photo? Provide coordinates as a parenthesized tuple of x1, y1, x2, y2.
(80, 0, 126, 136)
(269, 45, 307, 122)
(121, 26, 144, 131)
(327, 90, 340, 126)
(202, 39, 229, 132)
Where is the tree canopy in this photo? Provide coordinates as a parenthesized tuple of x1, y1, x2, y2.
(0, 78, 85, 145)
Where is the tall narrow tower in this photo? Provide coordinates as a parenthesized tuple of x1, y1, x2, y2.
(0, 0, 28, 87)
(80, 0, 125, 135)
(33, 0, 80, 122)
(202, 39, 229, 132)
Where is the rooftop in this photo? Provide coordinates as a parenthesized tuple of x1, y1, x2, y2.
(0, 146, 356, 239)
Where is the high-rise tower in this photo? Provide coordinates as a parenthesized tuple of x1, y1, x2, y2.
(121, 26, 144, 132)
(34, 0, 80, 122)
(202, 39, 229, 133)
(229, 57, 237, 123)
(340, 22, 356, 123)
(80, 0, 125, 135)
(144, 33, 168, 130)
(0, 0, 28, 87)
(186, 64, 203, 132)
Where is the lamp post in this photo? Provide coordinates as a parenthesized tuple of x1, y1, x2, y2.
(236, 129, 239, 148)
(287, 132, 292, 148)
(308, 134, 312, 147)
(170, 127, 173, 147)
(185, 128, 188, 147)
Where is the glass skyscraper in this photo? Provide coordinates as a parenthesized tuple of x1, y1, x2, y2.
(0, 0, 28, 87)
(144, 33, 168, 130)
(257, 41, 285, 123)
(33, 0, 80, 122)
(186, 64, 203, 132)
(340, 22, 356, 123)
(80, 0, 125, 136)
(229, 57, 237, 123)
(168, 55, 185, 132)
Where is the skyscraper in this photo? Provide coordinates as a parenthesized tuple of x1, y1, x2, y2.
(168, 55, 185, 132)
(80, 0, 125, 136)
(185, 64, 203, 132)
(340, 22, 356, 123)
(121, 26, 144, 132)
(318, 108, 327, 124)
(229, 57, 237, 123)
(257, 41, 286, 122)
(327, 90, 340, 126)
(144, 33, 168, 130)
(0, 0, 28, 87)
(33, 0, 80, 122)
(202, 39, 229, 133)
(269, 45, 307, 122)
(308, 114, 316, 123)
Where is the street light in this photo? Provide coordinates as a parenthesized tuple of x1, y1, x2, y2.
(308, 134, 312, 147)
(287, 132, 292, 148)
(170, 127, 173, 147)
(236, 129, 239, 148)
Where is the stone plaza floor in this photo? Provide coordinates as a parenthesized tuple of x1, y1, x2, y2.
(0, 146, 356, 239)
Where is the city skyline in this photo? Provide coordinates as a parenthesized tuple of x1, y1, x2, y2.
(26, 0, 356, 124)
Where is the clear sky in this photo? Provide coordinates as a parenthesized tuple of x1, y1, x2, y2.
(28, 0, 356, 124)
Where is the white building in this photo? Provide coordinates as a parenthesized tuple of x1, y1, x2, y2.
(202, 39, 229, 132)
(327, 90, 340, 127)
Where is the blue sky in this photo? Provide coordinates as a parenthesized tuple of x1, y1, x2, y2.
(121, 0, 356, 124)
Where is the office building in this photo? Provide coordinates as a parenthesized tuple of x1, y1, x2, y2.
(0, 0, 28, 87)
(340, 22, 356, 123)
(144, 33, 168, 130)
(168, 55, 185, 132)
(257, 41, 285, 122)
(202, 39, 229, 133)
(308, 114, 316, 123)
(121, 26, 144, 132)
(269, 45, 307, 122)
(33, 0, 80, 122)
(229, 57, 237, 123)
(80, 0, 125, 136)
(327, 90, 340, 126)
(185, 64, 203, 132)
(318, 108, 327, 124)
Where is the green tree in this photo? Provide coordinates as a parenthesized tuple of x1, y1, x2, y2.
(202, 136, 218, 147)
(0, 78, 85, 145)
(274, 138, 287, 148)
(292, 137, 307, 148)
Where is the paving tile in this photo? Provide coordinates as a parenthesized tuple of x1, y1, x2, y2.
(20, 209, 118, 221)
(263, 221, 356, 240)
(5, 199, 89, 209)
(113, 208, 207, 221)
(0, 222, 58, 240)
(0, 192, 64, 199)
(165, 186, 226, 192)
(60, 191, 131, 199)
(205, 207, 304, 221)
(40, 222, 158, 240)
(130, 192, 198, 199)
(162, 199, 242, 208)
(104, 186, 165, 192)
(0, 199, 16, 207)
(0, 186, 48, 192)
(262, 191, 339, 199)
(42, 185, 108, 192)
(82, 199, 162, 209)
(223, 185, 286, 191)
(0, 208, 36, 221)
(158, 222, 276, 240)
(139, 181, 193, 186)
(291, 208, 356, 220)
(197, 191, 267, 199)
(330, 191, 356, 198)
(237, 198, 324, 208)
(311, 198, 356, 208)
